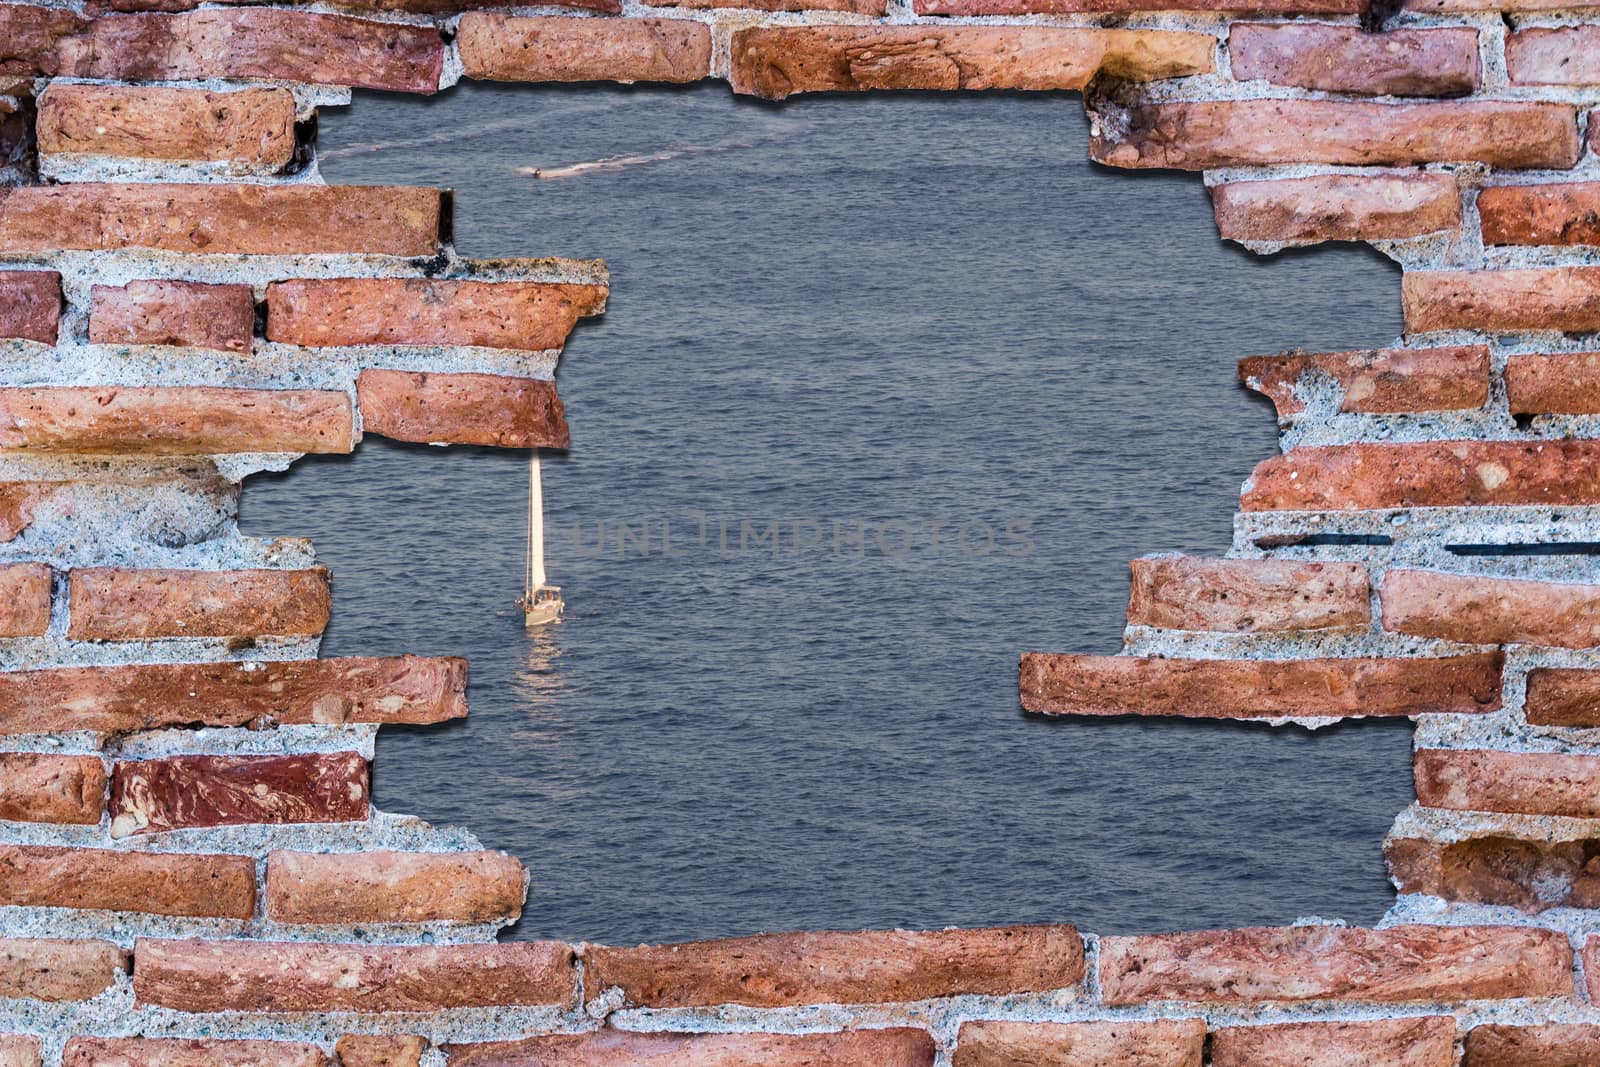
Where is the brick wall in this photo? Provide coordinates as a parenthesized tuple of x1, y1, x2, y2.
(2, 0, 1599, 1061)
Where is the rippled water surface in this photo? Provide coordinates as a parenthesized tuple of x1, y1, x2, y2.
(244, 84, 1413, 942)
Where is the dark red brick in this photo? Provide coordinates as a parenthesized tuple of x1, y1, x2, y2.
(109, 752, 368, 837)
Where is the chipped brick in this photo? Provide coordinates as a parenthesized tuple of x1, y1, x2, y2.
(1020, 652, 1503, 719)
(459, 15, 712, 84)
(37, 85, 295, 171)
(0, 755, 103, 824)
(0, 844, 255, 917)
(1212, 173, 1461, 243)
(1526, 667, 1600, 726)
(0, 938, 125, 1002)
(0, 5, 88, 76)
(266, 850, 526, 924)
(1387, 834, 1600, 912)
(583, 926, 1084, 1008)
(1127, 556, 1370, 633)
(358, 371, 569, 449)
(336, 1037, 424, 1067)
(69, 567, 331, 641)
(918, 0, 1357, 13)
(1239, 345, 1488, 417)
(0, 563, 51, 638)
(0, 272, 60, 344)
(1466, 1024, 1600, 1066)
(109, 752, 368, 837)
(90, 281, 255, 353)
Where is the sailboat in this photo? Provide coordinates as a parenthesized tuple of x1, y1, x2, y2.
(520, 451, 563, 627)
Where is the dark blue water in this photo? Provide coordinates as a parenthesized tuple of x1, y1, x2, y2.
(244, 84, 1412, 943)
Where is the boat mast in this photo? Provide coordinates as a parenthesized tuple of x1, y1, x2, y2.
(527, 450, 546, 596)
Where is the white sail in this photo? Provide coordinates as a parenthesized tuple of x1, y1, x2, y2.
(527, 451, 546, 593)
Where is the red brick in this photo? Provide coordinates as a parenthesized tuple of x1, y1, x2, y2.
(0, 754, 104, 824)
(459, 15, 712, 84)
(1127, 556, 1370, 633)
(1578, 940, 1600, 1003)
(1382, 569, 1600, 649)
(0, 272, 60, 344)
(0, 844, 255, 917)
(446, 1030, 935, 1067)
(69, 567, 331, 641)
(266, 850, 525, 924)
(0, 5, 88, 76)
(1212, 173, 1461, 243)
(0, 483, 50, 543)
(1507, 27, 1600, 85)
(583, 926, 1084, 1008)
(647, 0, 883, 10)
(729, 27, 1215, 100)
(1416, 748, 1600, 818)
(37, 85, 295, 170)
(1211, 1017, 1455, 1067)
(1100, 924, 1571, 1004)
(918, 0, 1356, 12)
(55, 10, 444, 94)
(1409, 266, 1600, 330)
(90, 281, 254, 353)
(0, 655, 467, 734)
(1481, 184, 1600, 248)
(0, 938, 126, 1001)
(1092, 100, 1579, 170)
(267, 279, 606, 352)
(1229, 24, 1479, 96)
(0, 1036, 39, 1067)
(66, 1040, 327, 1067)
(110, 752, 368, 837)
(1386, 834, 1600, 912)
(1242, 440, 1600, 511)
(0, 184, 442, 256)
(953, 1020, 1204, 1067)
(1507, 352, 1600, 414)
(0, 387, 351, 456)
(358, 371, 568, 449)
(1240, 345, 1487, 417)
(0, 563, 51, 637)
(1526, 668, 1600, 726)
(1020, 652, 1503, 719)
(336, 1037, 424, 1067)
(134, 938, 577, 1013)
(1467, 1024, 1600, 1066)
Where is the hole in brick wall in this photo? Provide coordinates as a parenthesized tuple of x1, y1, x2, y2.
(245, 83, 1413, 943)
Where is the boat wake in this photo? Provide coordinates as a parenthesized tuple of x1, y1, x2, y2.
(520, 138, 767, 180)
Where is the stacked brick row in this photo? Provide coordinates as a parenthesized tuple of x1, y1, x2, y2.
(6, 0, 1600, 1058)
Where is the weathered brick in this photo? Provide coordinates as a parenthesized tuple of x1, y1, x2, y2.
(55, 10, 445, 94)
(1127, 556, 1370, 633)
(1579, 940, 1600, 1003)
(1229, 24, 1479, 96)
(1212, 173, 1461, 243)
(1507, 27, 1600, 85)
(583, 926, 1084, 1008)
(918, 0, 1357, 13)
(0, 754, 104, 824)
(37, 85, 295, 171)
(1416, 748, 1600, 818)
(0, 184, 442, 256)
(0, 1036, 39, 1067)
(0, 655, 467, 734)
(1100, 924, 1571, 1004)
(66, 1039, 328, 1067)
(110, 752, 368, 837)
(0, 272, 60, 344)
(266, 850, 525, 924)
(1507, 352, 1600, 414)
(1240, 345, 1488, 417)
(729, 27, 1215, 100)
(69, 567, 331, 641)
(0, 483, 50, 543)
(1242, 440, 1600, 510)
(358, 371, 568, 450)
(1020, 652, 1503, 719)
(1526, 667, 1600, 726)
(336, 1037, 424, 1067)
(0, 5, 88, 76)
(1466, 1024, 1600, 1066)
(647, 0, 883, 11)
(134, 939, 577, 1013)
(1387, 834, 1600, 912)
(1382, 569, 1600, 649)
(446, 1030, 935, 1067)
(1091, 100, 1579, 170)
(266, 279, 606, 352)
(90, 281, 255, 353)
(0, 844, 255, 917)
(0, 563, 51, 638)
(0, 387, 351, 456)
(952, 1020, 1204, 1067)
(0, 938, 125, 1001)
(1480, 185, 1600, 247)
(459, 15, 712, 84)
(1211, 1017, 1455, 1067)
